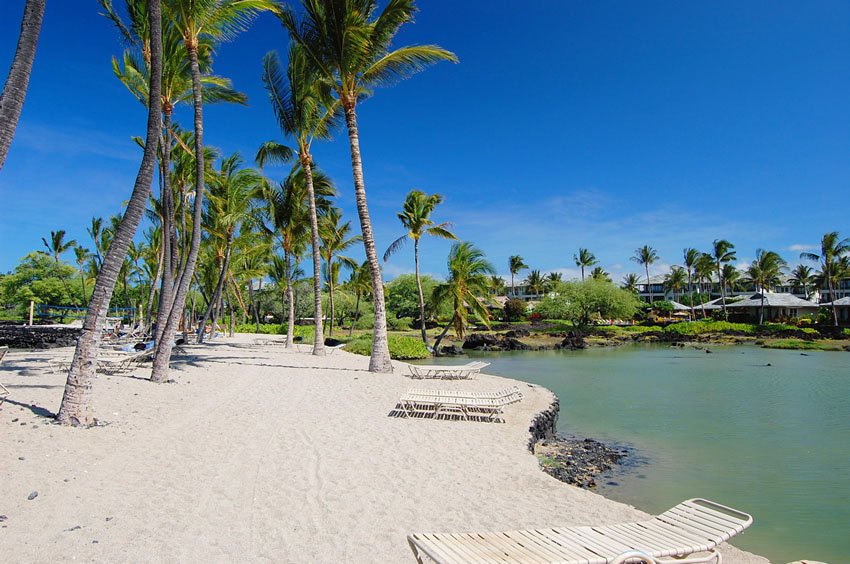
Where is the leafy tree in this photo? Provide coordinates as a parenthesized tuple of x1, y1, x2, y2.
(745, 249, 787, 324)
(281, 0, 457, 372)
(536, 280, 640, 327)
(630, 245, 659, 303)
(385, 273, 439, 320)
(801, 231, 850, 325)
(573, 248, 597, 282)
(41, 230, 78, 306)
(508, 255, 527, 296)
(711, 239, 737, 318)
(383, 190, 456, 345)
(503, 298, 526, 322)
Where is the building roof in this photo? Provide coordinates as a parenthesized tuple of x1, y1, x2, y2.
(821, 296, 850, 306)
(725, 292, 818, 309)
(668, 301, 693, 311)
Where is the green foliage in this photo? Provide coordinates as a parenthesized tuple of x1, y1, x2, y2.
(385, 274, 439, 319)
(387, 316, 414, 331)
(503, 298, 526, 322)
(0, 252, 83, 312)
(535, 280, 640, 326)
(234, 323, 316, 342)
(764, 339, 845, 352)
(665, 321, 756, 335)
(652, 300, 675, 313)
(344, 334, 430, 360)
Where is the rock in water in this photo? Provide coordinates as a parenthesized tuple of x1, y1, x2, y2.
(534, 437, 627, 489)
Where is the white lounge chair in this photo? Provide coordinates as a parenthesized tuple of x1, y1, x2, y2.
(408, 361, 490, 380)
(408, 498, 753, 564)
(393, 386, 522, 423)
(96, 348, 155, 375)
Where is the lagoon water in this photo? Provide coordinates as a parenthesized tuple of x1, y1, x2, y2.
(417, 344, 849, 562)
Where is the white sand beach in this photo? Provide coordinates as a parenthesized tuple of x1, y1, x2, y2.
(0, 334, 768, 563)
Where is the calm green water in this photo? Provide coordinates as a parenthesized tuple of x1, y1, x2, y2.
(416, 345, 850, 563)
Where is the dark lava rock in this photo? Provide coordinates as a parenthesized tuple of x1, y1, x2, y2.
(505, 328, 530, 338)
(501, 337, 529, 351)
(0, 326, 81, 349)
(462, 333, 500, 350)
(439, 345, 464, 356)
(535, 437, 626, 489)
(556, 332, 586, 350)
(324, 337, 344, 347)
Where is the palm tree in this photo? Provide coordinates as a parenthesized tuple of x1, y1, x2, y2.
(196, 154, 262, 343)
(711, 239, 737, 318)
(663, 266, 687, 303)
(694, 252, 715, 318)
(488, 275, 506, 295)
(526, 269, 546, 295)
(320, 208, 362, 336)
(745, 249, 787, 324)
(383, 190, 456, 345)
(508, 255, 528, 297)
(74, 246, 92, 304)
(281, 0, 458, 373)
(41, 230, 78, 305)
(722, 264, 743, 296)
(0, 0, 45, 171)
(621, 273, 640, 293)
(631, 245, 659, 303)
(574, 248, 597, 282)
(259, 43, 340, 355)
(345, 261, 371, 337)
(87, 217, 106, 268)
(801, 231, 850, 325)
(545, 272, 563, 292)
(151, 0, 278, 382)
(432, 242, 495, 351)
(682, 248, 700, 318)
(589, 266, 611, 283)
(57, 0, 163, 426)
(789, 264, 814, 299)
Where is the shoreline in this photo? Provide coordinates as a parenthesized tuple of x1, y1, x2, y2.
(0, 334, 768, 562)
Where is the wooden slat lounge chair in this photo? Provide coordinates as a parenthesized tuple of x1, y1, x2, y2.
(408, 498, 753, 564)
(393, 386, 523, 423)
(96, 348, 155, 375)
(0, 346, 9, 406)
(408, 361, 490, 380)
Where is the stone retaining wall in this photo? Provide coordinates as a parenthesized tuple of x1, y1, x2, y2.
(527, 393, 559, 451)
(0, 326, 81, 349)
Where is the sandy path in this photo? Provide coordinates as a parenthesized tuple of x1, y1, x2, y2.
(0, 335, 768, 563)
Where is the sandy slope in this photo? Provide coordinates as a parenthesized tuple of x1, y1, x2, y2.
(0, 334, 767, 563)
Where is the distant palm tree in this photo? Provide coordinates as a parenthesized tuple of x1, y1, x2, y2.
(489, 275, 506, 295)
(711, 239, 737, 318)
(722, 264, 743, 296)
(589, 266, 611, 283)
(663, 266, 687, 303)
(87, 217, 106, 268)
(74, 246, 92, 304)
(525, 269, 546, 296)
(788, 264, 814, 299)
(281, 0, 458, 373)
(745, 249, 787, 324)
(41, 230, 79, 306)
(682, 248, 700, 318)
(574, 248, 598, 282)
(345, 261, 371, 337)
(801, 231, 850, 325)
(694, 252, 715, 318)
(0, 0, 46, 171)
(320, 208, 362, 336)
(631, 245, 659, 303)
(432, 242, 495, 351)
(383, 190, 457, 345)
(545, 272, 563, 292)
(508, 255, 528, 297)
(621, 273, 640, 293)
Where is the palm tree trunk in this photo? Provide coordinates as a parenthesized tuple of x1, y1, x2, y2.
(760, 294, 765, 325)
(828, 267, 839, 326)
(199, 243, 232, 343)
(248, 279, 261, 332)
(284, 249, 295, 348)
(302, 158, 325, 355)
(150, 42, 207, 382)
(145, 242, 164, 333)
(54, 257, 77, 307)
(342, 104, 392, 373)
(645, 265, 652, 304)
(414, 238, 428, 346)
(79, 269, 88, 304)
(349, 292, 360, 338)
(0, 0, 45, 171)
(432, 318, 454, 353)
(154, 110, 175, 347)
(700, 278, 707, 319)
(686, 270, 692, 320)
(56, 0, 162, 425)
(328, 272, 335, 336)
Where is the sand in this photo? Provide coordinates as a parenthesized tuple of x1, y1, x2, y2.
(0, 334, 768, 563)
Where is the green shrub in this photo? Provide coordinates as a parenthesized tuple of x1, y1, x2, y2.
(387, 316, 414, 331)
(344, 334, 430, 360)
(664, 320, 756, 335)
(503, 298, 527, 322)
(234, 323, 315, 342)
(352, 312, 375, 330)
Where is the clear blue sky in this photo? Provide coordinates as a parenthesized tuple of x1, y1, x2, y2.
(1, 1, 848, 283)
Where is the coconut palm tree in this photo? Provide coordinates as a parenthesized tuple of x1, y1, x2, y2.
(74, 246, 92, 304)
(545, 272, 563, 292)
(574, 248, 597, 282)
(710, 239, 737, 318)
(259, 43, 341, 354)
(745, 249, 787, 324)
(383, 190, 457, 345)
(320, 208, 361, 336)
(621, 273, 640, 293)
(526, 269, 546, 295)
(151, 0, 278, 381)
(663, 266, 687, 303)
(508, 255, 527, 297)
(57, 0, 163, 427)
(722, 263, 743, 296)
(694, 252, 715, 318)
(345, 260, 371, 337)
(631, 245, 659, 303)
(280, 0, 458, 373)
(41, 230, 78, 305)
(789, 264, 814, 300)
(801, 231, 850, 325)
(432, 242, 495, 351)
(0, 0, 45, 171)
(589, 266, 611, 283)
(87, 217, 106, 269)
(682, 248, 700, 318)
(489, 275, 506, 296)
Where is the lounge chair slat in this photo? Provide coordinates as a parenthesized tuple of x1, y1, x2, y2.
(551, 526, 631, 559)
(440, 533, 494, 563)
(596, 523, 676, 555)
(499, 530, 581, 562)
(413, 533, 469, 564)
(461, 532, 532, 563)
(662, 507, 734, 538)
(671, 503, 742, 532)
(527, 528, 600, 562)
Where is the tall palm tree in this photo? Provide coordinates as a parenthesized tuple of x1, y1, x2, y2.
(320, 208, 361, 336)
(345, 260, 371, 337)
(526, 269, 546, 295)
(259, 43, 340, 355)
(621, 273, 640, 293)
(383, 190, 456, 345)
(745, 249, 787, 324)
(801, 231, 850, 325)
(508, 255, 527, 297)
(41, 230, 78, 305)
(631, 245, 659, 303)
(74, 246, 92, 304)
(545, 272, 563, 292)
(573, 248, 597, 282)
(789, 264, 814, 299)
(722, 264, 743, 296)
(663, 266, 687, 303)
(151, 0, 278, 381)
(281, 0, 458, 373)
(0, 0, 45, 171)
(432, 242, 495, 351)
(711, 239, 737, 318)
(589, 266, 611, 283)
(196, 154, 262, 342)
(489, 275, 506, 296)
(694, 252, 715, 318)
(682, 247, 700, 318)
(56, 0, 163, 426)
(87, 217, 106, 269)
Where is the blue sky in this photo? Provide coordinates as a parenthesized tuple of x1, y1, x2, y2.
(1, 1, 848, 283)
